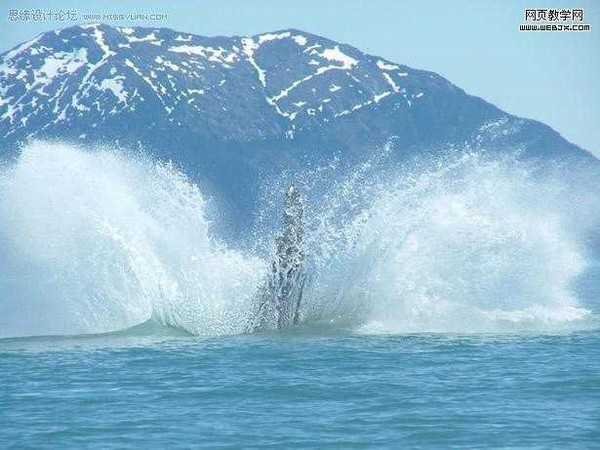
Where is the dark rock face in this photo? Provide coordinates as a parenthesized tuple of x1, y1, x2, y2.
(0, 24, 595, 226)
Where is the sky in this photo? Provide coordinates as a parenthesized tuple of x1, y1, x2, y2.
(1, 0, 599, 156)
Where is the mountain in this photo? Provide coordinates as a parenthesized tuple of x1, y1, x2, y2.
(0, 24, 595, 226)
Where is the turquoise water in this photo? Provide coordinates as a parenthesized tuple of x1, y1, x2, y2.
(2, 328, 599, 449)
(2, 144, 600, 448)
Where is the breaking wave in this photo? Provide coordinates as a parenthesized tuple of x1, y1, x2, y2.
(0, 141, 598, 338)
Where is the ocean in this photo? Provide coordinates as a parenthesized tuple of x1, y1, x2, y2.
(1, 142, 600, 448)
(2, 328, 599, 448)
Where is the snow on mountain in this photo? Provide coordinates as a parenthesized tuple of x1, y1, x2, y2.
(0, 24, 594, 227)
(0, 24, 464, 143)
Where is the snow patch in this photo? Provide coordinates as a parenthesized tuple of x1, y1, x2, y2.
(127, 32, 160, 43)
(382, 72, 400, 93)
(255, 32, 308, 47)
(376, 60, 400, 71)
(124, 59, 165, 106)
(91, 26, 113, 57)
(304, 44, 321, 53)
(241, 38, 266, 86)
(293, 35, 307, 46)
(373, 91, 391, 103)
(99, 78, 128, 104)
(258, 32, 291, 44)
(155, 56, 180, 72)
(169, 45, 238, 66)
(35, 48, 88, 83)
(315, 46, 358, 69)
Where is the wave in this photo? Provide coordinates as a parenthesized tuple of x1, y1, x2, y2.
(0, 141, 598, 338)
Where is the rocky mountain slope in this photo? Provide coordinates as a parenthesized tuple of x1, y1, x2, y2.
(0, 24, 594, 224)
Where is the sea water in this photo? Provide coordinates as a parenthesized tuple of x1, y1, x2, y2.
(2, 331, 599, 448)
(1, 142, 599, 448)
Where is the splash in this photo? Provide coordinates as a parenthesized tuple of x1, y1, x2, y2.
(294, 150, 599, 333)
(0, 141, 266, 338)
(0, 142, 597, 338)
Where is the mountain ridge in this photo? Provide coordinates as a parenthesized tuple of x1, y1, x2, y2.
(0, 24, 450, 141)
(1, 23, 589, 154)
(0, 24, 596, 230)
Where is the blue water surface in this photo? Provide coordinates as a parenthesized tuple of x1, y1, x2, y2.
(1, 328, 599, 449)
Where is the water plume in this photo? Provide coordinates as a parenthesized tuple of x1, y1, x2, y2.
(0, 141, 597, 338)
